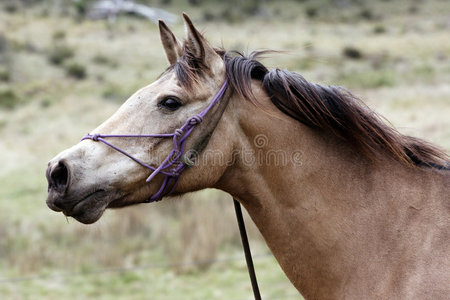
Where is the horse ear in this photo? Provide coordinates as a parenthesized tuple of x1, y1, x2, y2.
(182, 13, 221, 70)
(182, 13, 205, 59)
(159, 20, 182, 65)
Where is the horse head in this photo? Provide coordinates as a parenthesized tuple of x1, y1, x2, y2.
(46, 14, 233, 224)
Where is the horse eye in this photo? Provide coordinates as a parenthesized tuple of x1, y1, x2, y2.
(159, 97, 182, 111)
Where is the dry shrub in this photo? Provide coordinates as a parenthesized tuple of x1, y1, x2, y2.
(65, 62, 87, 79)
(47, 45, 74, 65)
(0, 87, 20, 109)
(342, 46, 363, 59)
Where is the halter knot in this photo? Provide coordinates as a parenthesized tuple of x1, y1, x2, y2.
(174, 129, 184, 138)
(170, 166, 181, 176)
(189, 115, 203, 125)
(91, 133, 100, 141)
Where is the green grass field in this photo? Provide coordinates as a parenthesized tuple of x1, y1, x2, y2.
(0, 0, 449, 299)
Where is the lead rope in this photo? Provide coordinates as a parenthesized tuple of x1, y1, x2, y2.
(233, 198, 262, 300)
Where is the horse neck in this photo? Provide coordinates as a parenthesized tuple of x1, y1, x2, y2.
(214, 84, 445, 298)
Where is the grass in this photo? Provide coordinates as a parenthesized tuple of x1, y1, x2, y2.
(0, 0, 449, 299)
(0, 255, 299, 299)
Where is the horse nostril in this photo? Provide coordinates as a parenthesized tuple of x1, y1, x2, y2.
(48, 160, 70, 193)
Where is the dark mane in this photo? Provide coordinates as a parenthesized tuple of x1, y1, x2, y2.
(172, 49, 450, 169)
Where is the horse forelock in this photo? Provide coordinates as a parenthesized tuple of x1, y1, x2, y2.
(163, 49, 449, 169)
(159, 42, 210, 91)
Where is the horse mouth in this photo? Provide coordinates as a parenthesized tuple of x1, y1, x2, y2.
(60, 189, 109, 224)
(47, 185, 132, 224)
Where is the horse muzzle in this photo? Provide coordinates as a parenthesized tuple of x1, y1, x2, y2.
(45, 157, 110, 224)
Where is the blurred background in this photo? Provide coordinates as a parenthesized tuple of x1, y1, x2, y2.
(0, 0, 449, 299)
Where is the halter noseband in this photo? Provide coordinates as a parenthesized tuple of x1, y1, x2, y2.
(81, 79, 228, 202)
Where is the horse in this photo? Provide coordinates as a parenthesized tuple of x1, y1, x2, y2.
(46, 14, 450, 299)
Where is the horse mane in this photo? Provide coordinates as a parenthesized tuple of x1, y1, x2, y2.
(171, 48, 450, 169)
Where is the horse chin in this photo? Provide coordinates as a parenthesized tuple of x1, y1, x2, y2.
(68, 207, 105, 224)
(62, 192, 109, 224)
(59, 190, 127, 224)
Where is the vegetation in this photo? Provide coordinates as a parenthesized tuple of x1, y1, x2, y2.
(373, 24, 387, 34)
(0, 69, 10, 82)
(65, 62, 87, 79)
(47, 45, 75, 65)
(0, 0, 449, 299)
(52, 30, 67, 41)
(342, 46, 363, 60)
(0, 87, 20, 109)
(92, 53, 118, 68)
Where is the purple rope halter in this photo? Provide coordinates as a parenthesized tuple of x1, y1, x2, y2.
(81, 79, 228, 202)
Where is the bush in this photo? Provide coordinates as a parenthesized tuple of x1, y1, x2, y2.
(373, 24, 386, 34)
(0, 69, 10, 82)
(187, 0, 201, 5)
(40, 98, 53, 108)
(202, 11, 216, 22)
(73, 0, 89, 16)
(342, 46, 363, 59)
(48, 46, 74, 65)
(241, 0, 261, 16)
(408, 5, 419, 14)
(0, 88, 20, 109)
(65, 62, 87, 79)
(3, 2, 19, 13)
(305, 6, 318, 18)
(52, 30, 66, 41)
(92, 54, 118, 68)
(359, 8, 374, 20)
